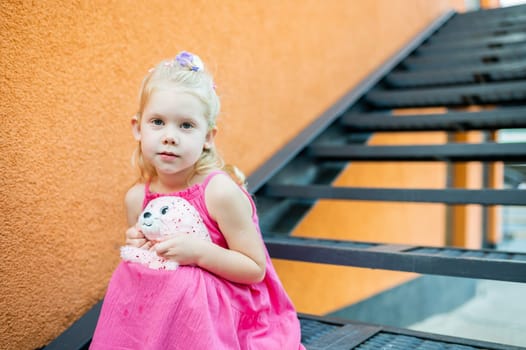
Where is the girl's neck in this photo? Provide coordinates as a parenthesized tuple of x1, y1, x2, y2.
(151, 169, 209, 194)
(151, 171, 192, 194)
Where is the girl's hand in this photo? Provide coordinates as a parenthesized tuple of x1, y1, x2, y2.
(155, 235, 207, 266)
(125, 226, 154, 250)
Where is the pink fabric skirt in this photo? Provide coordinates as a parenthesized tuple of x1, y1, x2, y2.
(90, 261, 304, 350)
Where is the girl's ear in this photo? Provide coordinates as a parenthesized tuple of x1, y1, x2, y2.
(204, 127, 217, 150)
(131, 114, 141, 141)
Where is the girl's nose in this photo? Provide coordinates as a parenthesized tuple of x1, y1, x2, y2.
(163, 135, 176, 145)
(162, 129, 178, 145)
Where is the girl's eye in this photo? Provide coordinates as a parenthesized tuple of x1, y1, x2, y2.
(181, 122, 193, 129)
(152, 119, 164, 126)
(160, 206, 169, 215)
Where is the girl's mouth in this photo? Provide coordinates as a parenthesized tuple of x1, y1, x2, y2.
(159, 152, 179, 161)
(159, 151, 178, 157)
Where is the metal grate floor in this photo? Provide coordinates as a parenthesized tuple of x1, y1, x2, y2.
(299, 315, 522, 349)
(300, 318, 341, 345)
(355, 332, 487, 350)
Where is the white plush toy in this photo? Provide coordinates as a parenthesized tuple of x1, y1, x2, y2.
(120, 196, 211, 270)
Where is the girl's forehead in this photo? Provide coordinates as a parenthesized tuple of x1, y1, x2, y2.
(144, 87, 206, 118)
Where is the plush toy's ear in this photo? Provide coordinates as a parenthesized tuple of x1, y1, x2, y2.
(131, 114, 141, 141)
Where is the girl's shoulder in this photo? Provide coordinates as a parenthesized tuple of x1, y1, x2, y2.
(125, 182, 146, 208)
(204, 171, 241, 197)
(204, 171, 253, 219)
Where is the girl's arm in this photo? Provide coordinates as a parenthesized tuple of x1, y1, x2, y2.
(124, 183, 151, 248)
(156, 174, 267, 284)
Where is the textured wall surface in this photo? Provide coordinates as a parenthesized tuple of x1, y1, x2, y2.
(1, 1, 464, 348)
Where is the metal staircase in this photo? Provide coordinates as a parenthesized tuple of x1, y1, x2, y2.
(44, 5, 526, 350)
(249, 4, 526, 350)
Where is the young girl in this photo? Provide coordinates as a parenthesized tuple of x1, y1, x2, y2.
(90, 51, 305, 349)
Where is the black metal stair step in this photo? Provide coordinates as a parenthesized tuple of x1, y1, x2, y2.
(430, 24, 526, 41)
(451, 4, 526, 20)
(264, 235, 526, 283)
(387, 61, 526, 87)
(404, 46, 526, 69)
(262, 184, 526, 206)
(365, 81, 526, 108)
(308, 143, 526, 162)
(413, 43, 526, 60)
(299, 314, 523, 349)
(438, 22, 526, 38)
(442, 16, 526, 32)
(43, 300, 102, 349)
(341, 106, 526, 131)
(447, 7, 526, 20)
(436, 21, 526, 40)
(422, 32, 526, 51)
(416, 40, 526, 56)
(441, 12, 526, 31)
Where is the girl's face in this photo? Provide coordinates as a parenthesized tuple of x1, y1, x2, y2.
(134, 87, 214, 180)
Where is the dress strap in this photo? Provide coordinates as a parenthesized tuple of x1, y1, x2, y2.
(201, 170, 228, 189)
(143, 182, 152, 209)
(144, 181, 151, 193)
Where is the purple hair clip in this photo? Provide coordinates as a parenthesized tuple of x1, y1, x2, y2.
(175, 51, 200, 72)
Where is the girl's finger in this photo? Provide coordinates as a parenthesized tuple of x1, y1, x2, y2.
(129, 231, 144, 239)
(126, 238, 146, 247)
(155, 241, 168, 254)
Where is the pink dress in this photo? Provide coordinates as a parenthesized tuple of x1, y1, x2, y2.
(90, 171, 305, 349)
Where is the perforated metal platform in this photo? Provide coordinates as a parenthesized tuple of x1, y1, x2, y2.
(299, 315, 523, 350)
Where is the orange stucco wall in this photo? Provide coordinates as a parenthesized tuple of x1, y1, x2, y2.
(2, 1, 465, 348)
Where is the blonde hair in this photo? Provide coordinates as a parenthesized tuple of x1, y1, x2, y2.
(132, 52, 246, 187)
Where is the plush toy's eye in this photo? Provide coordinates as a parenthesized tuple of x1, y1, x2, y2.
(160, 206, 169, 215)
(143, 212, 151, 219)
